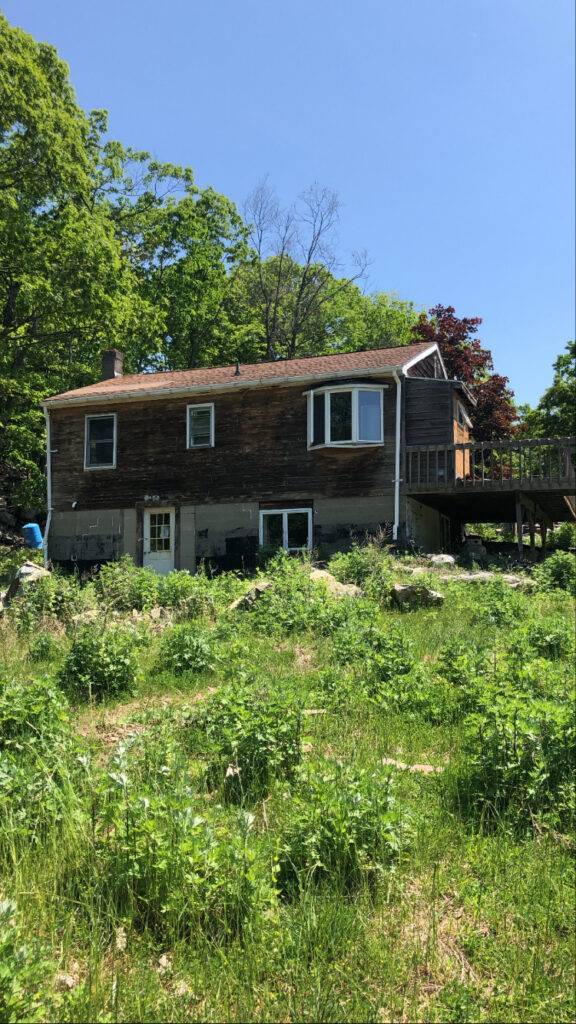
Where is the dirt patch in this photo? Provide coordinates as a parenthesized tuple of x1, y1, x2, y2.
(382, 757, 444, 775)
(75, 688, 215, 748)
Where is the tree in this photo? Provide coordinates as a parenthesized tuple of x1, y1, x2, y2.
(99, 145, 249, 371)
(242, 180, 369, 360)
(518, 341, 575, 438)
(0, 16, 161, 508)
(411, 305, 517, 440)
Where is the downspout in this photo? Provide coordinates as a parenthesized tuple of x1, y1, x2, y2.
(43, 406, 52, 568)
(392, 371, 402, 541)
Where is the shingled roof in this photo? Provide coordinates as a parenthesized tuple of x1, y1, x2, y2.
(44, 342, 440, 406)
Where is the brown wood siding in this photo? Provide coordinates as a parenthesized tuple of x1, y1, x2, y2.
(404, 378, 454, 446)
(50, 379, 398, 511)
(406, 352, 442, 379)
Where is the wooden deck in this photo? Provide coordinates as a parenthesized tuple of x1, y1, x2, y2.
(404, 436, 576, 526)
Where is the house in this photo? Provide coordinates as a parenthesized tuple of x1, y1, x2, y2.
(42, 344, 575, 572)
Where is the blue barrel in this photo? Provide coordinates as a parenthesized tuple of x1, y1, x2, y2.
(22, 523, 44, 549)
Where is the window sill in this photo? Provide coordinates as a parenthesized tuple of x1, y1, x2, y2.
(308, 441, 384, 450)
(83, 464, 116, 471)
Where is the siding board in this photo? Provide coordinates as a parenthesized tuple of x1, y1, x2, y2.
(50, 379, 398, 510)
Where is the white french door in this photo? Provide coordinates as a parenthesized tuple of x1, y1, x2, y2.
(143, 508, 175, 575)
(259, 508, 312, 553)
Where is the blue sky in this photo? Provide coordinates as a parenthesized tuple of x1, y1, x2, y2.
(5, 0, 574, 404)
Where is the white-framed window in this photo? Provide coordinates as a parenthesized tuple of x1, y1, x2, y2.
(187, 402, 214, 448)
(259, 508, 313, 552)
(306, 385, 384, 448)
(84, 413, 117, 469)
(456, 401, 472, 429)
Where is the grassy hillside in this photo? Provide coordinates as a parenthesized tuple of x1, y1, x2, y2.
(0, 547, 574, 1023)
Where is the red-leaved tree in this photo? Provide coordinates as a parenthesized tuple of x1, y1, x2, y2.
(412, 305, 516, 441)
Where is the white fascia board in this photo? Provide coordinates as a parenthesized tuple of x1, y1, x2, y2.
(41, 363, 409, 410)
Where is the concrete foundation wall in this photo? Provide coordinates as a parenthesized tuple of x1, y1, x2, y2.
(49, 509, 123, 561)
(49, 496, 398, 568)
(405, 498, 442, 552)
(194, 503, 259, 560)
(313, 496, 393, 554)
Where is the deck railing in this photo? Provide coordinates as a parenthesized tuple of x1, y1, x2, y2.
(405, 436, 576, 492)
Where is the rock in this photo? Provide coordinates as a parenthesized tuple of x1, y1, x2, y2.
(391, 583, 444, 609)
(309, 567, 362, 598)
(228, 580, 273, 612)
(54, 974, 76, 991)
(3, 560, 50, 606)
(427, 553, 456, 566)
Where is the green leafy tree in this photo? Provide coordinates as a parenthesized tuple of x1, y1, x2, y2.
(0, 16, 158, 508)
(519, 341, 575, 438)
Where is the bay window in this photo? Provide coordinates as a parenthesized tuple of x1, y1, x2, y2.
(307, 385, 384, 448)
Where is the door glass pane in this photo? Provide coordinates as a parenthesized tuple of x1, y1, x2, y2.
(312, 393, 325, 445)
(262, 513, 283, 549)
(189, 407, 212, 447)
(358, 390, 382, 441)
(287, 512, 309, 550)
(330, 391, 352, 442)
(150, 512, 171, 551)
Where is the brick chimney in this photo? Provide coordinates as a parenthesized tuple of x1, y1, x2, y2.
(101, 348, 124, 380)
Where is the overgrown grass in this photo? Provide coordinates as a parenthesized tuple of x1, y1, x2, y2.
(0, 545, 574, 1022)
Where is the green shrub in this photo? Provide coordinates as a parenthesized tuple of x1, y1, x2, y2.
(12, 572, 84, 630)
(548, 521, 576, 551)
(188, 682, 302, 801)
(249, 553, 346, 637)
(0, 676, 86, 841)
(0, 899, 52, 1022)
(59, 625, 139, 700)
(28, 630, 61, 663)
(533, 550, 576, 596)
(472, 578, 525, 627)
(157, 570, 209, 614)
(277, 760, 409, 894)
(95, 556, 159, 611)
(523, 618, 574, 661)
(94, 788, 272, 940)
(331, 614, 413, 697)
(446, 695, 575, 830)
(329, 543, 393, 603)
(159, 624, 215, 674)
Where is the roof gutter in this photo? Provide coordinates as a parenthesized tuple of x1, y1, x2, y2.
(42, 345, 442, 410)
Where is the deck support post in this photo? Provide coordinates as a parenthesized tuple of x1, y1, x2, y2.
(528, 513, 536, 560)
(515, 494, 524, 559)
(540, 522, 548, 559)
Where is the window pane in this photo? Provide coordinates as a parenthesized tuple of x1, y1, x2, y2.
(262, 513, 283, 549)
(330, 391, 352, 442)
(358, 390, 382, 441)
(88, 417, 114, 442)
(287, 512, 309, 549)
(89, 440, 114, 466)
(189, 407, 212, 446)
(312, 393, 325, 445)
